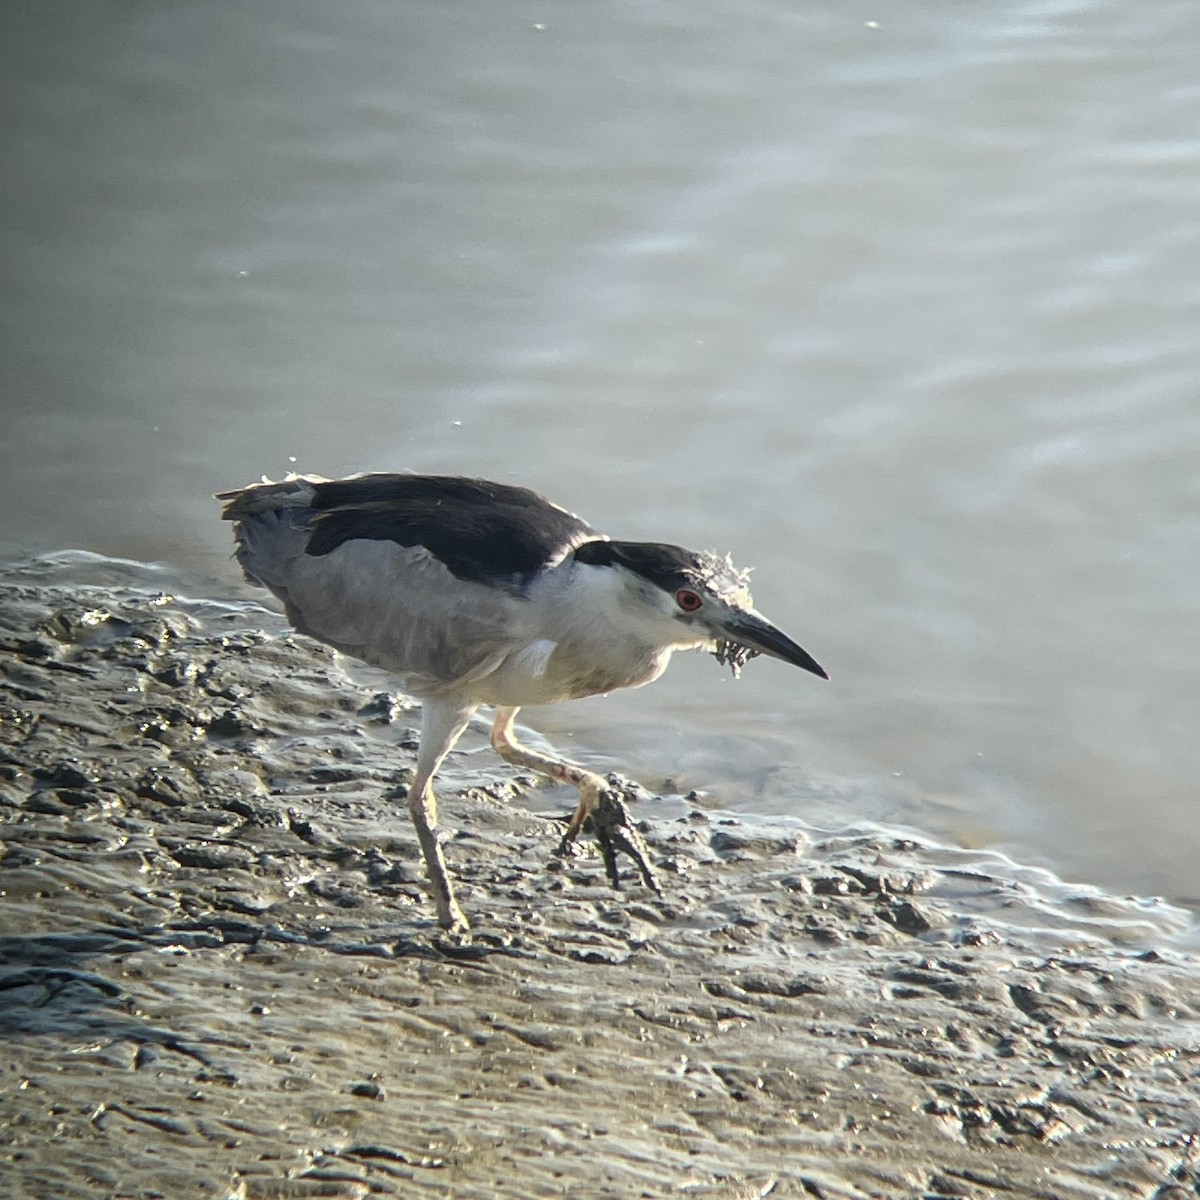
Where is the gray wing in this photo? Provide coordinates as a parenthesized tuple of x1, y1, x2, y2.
(281, 536, 533, 693)
(219, 476, 557, 694)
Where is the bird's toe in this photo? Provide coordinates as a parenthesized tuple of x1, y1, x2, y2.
(603, 772, 655, 805)
(583, 787, 662, 895)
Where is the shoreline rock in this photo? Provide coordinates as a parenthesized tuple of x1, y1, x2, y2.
(1, 555, 1197, 1198)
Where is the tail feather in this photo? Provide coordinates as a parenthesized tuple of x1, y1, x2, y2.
(215, 473, 326, 522)
(217, 475, 325, 594)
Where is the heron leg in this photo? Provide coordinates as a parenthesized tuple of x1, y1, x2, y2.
(489, 707, 603, 827)
(489, 707, 660, 893)
(408, 701, 476, 930)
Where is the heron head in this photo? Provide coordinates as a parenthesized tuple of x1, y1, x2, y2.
(571, 539, 828, 680)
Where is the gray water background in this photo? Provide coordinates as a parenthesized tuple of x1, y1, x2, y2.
(2, 0, 1197, 907)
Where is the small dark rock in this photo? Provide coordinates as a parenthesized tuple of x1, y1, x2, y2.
(32, 761, 97, 790)
(737, 972, 828, 998)
(812, 873, 863, 896)
(166, 842, 256, 870)
(309, 765, 357, 784)
(780, 872, 814, 894)
(357, 692, 405, 723)
(204, 708, 256, 737)
(152, 660, 200, 688)
(710, 829, 803, 860)
(24, 793, 70, 815)
(54, 787, 104, 808)
(221, 795, 283, 826)
(878, 899, 938, 934)
(136, 768, 195, 807)
(305, 878, 365, 908)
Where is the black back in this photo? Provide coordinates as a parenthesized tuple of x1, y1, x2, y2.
(305, 474, 594, 587)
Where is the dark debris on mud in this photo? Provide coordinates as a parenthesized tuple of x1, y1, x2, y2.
(1, 561, 1199, 1200)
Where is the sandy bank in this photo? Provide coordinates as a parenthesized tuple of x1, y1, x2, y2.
(1, 554, 1197, 1199)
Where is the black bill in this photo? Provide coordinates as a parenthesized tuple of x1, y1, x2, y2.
(717, 610, 828, 680)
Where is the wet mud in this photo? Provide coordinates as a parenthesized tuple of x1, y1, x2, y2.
(1, 554, 1198, 1199)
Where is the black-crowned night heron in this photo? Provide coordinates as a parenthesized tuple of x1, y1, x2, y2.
(218, 473, 827, 929)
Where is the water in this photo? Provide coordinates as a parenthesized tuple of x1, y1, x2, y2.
(2, 0, 1197, 907)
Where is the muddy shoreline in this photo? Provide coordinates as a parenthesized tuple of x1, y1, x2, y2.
(1, 553, 1198, 1199)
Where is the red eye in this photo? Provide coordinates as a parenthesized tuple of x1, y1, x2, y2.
(675, 588, 703, 612)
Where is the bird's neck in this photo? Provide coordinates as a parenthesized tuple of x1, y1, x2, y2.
(522, 560, 698, 696)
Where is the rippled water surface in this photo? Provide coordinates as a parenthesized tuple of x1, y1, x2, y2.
(2, 0, 1198, 905)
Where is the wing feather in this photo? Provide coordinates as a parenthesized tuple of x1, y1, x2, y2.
(280, 538, 529, 693)
(305, 473, 593, 589)
(218, 472, 592, 696)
